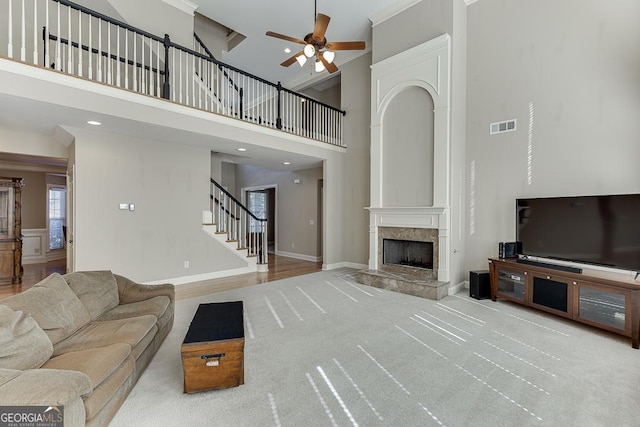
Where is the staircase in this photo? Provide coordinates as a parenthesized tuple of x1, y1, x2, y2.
(203, 178, 268, 272)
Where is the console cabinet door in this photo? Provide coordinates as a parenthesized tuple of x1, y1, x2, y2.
(495, 267, 528, 303)
(529, 273, 574, 318)
(572, 280, 631, 337)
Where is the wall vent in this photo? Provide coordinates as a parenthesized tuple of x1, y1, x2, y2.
(490, 119, 517, 135)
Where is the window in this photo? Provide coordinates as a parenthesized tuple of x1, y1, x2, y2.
(247, 190, 267, 233)
(48, 186, 66, 250)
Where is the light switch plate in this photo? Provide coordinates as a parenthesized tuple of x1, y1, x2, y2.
(129, 204, 135, 211)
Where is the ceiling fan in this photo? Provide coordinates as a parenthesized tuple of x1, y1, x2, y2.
(265, 2, 365, 73)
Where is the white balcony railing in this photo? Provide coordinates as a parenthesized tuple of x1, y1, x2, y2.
(1, 0, 346, 147)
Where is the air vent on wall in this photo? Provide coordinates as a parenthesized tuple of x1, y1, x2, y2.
(490, 119, 517, 135)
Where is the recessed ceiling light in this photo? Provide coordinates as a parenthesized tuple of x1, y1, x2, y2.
(284, 48, 291, 53)
(87, 120, 101, 126)
(238, 148, 247, 152)
(283, 162, 291, 165)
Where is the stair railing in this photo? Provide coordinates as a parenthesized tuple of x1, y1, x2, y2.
(210, 178, 267, 265)
(2, 0, 346, 146)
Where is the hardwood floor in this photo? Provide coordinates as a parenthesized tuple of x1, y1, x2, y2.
(0, 255, 322, 301)
(0, 258, 67, 300)
(175, 255, 323, 300)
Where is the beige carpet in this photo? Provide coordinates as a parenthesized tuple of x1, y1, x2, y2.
(110, 269, 640, 426)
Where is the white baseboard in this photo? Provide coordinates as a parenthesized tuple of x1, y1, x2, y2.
(448, 280, 468, 296)
(275, 250, 321, 263)
(322, 261, 368, 271)
(144, 266, 256, 286)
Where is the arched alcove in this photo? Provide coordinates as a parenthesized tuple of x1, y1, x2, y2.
(382, 86, 435, 207)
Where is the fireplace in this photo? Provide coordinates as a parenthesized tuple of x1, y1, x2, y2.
(383, 239, 433, 269)
(376, 226, 439, 281)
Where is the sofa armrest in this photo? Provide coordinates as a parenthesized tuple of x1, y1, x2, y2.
(0, 368, 92, 406)
(114, 274, 175, 305)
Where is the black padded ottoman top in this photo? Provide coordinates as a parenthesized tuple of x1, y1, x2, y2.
(183, 301, 244, 344)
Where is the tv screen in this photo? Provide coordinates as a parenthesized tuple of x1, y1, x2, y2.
(516, 194, 640, 272)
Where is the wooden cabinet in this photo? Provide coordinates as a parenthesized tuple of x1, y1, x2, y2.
(489, 258, 640, 349)
(0, 177, 24, 285)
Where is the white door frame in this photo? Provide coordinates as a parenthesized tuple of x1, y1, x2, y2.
(241, 184, 278, 254)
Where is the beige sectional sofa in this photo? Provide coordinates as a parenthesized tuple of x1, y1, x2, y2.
(0, 271, 174, 427)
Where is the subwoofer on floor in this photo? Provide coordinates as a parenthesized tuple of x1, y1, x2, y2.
(469, 270, 491, 300)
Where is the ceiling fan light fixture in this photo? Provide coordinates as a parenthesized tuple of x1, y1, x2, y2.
(303, 43, 315, 57)
(315, 59, 325, 72)
(296, 55, 307, 67)
(322, 50, 335, 64)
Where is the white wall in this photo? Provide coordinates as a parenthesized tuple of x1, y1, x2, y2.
(107, 0, 195, 47)
(465, 0, 640, 273)
(70, 127, 245, 283)
(339, 53, 371, 267)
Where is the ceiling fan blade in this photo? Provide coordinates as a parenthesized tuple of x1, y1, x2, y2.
(318, 54, 338, 74)
(325, 41, 366, 51)
(266, 31, 306, 45)
(280, 50, 305, 67)
(312, 13, 330, 40)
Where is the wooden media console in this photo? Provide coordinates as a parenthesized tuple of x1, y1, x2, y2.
(488, 258, 640, 349)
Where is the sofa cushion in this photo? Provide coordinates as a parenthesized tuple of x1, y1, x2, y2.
(53, 315, 158, 360)
(64, 271, 120, 320)
(0, 306, 53, 370)
(0, 273, 90, 345)
(42, 343, 132, 391)
(98, 296, 170, 322)
(0, 368, 92, 406)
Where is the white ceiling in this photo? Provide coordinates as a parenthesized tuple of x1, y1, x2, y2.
(191, 0, 402, 89)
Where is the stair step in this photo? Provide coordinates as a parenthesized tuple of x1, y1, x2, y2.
(236, 247, 248, 251)
(226, 239, 239, 243)
(215, 231, 227, 235)
(202, 222, 217, 226)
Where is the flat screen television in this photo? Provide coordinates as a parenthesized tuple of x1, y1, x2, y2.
(516, 194, 640, 272)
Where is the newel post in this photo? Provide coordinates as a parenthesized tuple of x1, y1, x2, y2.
(162, 34, 171, 100)
(276, 81, 282, 130)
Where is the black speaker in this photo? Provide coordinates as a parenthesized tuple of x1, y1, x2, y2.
(499, 241, 522, 258)
(470, 270, 491, 300)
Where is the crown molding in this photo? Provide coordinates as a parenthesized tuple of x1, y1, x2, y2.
(464, 0, 481, 5)
(161, 0, 198, 15)
(369, 0, 423, 27)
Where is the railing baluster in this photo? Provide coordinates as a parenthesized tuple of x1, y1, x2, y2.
(44, 1, 49, 67)
(32, 0, 38, 64)
(77, 7, 82, 76)
(7, 0, 13, 59)
(97, 17, 102, 81)
(55, 2, 61, 70)
(20, 0, 26, 61)
(88, 14, 92, 79)
(116, 27, 120, 86)
(107, 22, 112, 84)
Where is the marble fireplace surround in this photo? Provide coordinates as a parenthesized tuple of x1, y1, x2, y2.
(378, 226, 438, 280)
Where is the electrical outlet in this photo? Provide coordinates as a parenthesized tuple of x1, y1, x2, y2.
(184, 261, 189, 268)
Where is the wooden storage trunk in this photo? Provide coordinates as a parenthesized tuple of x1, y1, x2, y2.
(181, 301, 245, 393)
